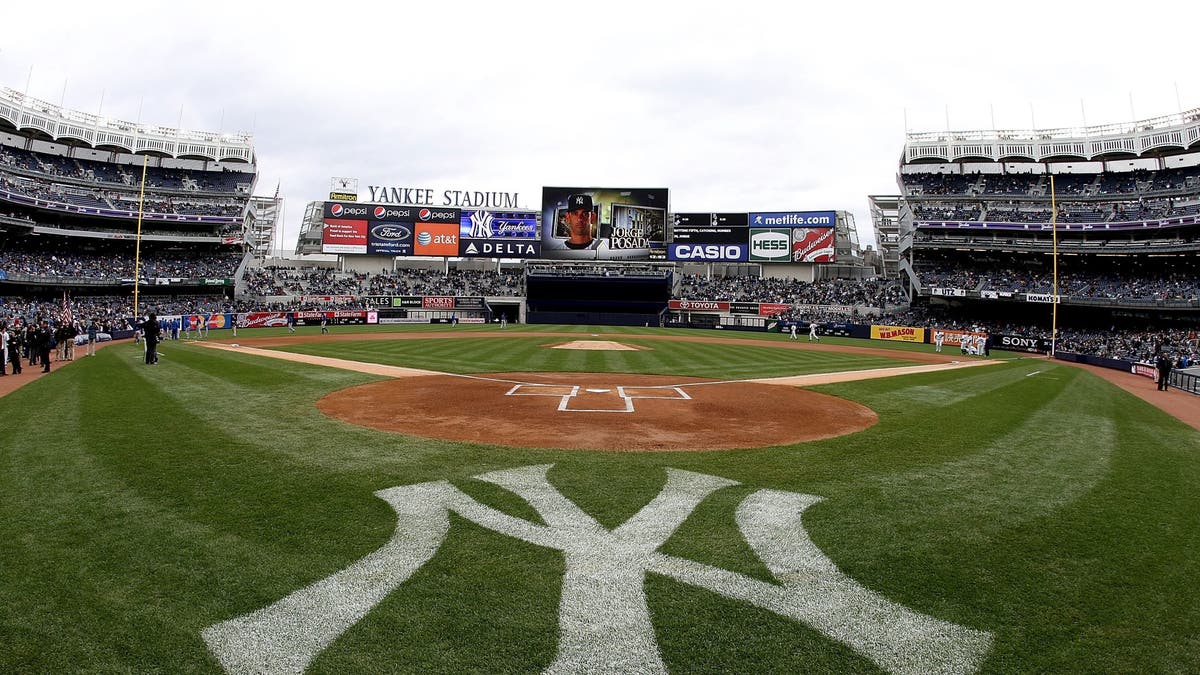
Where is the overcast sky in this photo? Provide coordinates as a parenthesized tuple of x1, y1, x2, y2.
(2, 1, 1197, 254)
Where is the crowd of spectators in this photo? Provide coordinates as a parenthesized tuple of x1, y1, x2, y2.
(2, 173, 243, 217)
(244, 266, 525, 298)
(0, 246, 241, 280)
(678, 274, 906, 309)
(915, 257, 1200, 301)
(0, 144, 252, 194)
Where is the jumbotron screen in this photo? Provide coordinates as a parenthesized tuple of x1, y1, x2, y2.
(540, 187, 668, 260)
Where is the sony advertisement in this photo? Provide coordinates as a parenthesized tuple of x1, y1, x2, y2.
(540, 187, 668, 260)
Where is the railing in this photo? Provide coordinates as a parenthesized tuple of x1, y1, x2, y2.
(1171, 370, 1200, 395)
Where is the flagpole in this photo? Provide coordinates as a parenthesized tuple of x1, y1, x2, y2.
(1050, 174, 1058, 356)
(133, 156, 149, 319)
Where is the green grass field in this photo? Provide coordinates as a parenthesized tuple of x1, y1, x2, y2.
(1, 325, 1197, 673)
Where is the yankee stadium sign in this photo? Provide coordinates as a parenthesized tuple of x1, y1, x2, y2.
(366, 185, 520, 208)
(203, 465, 992, 673)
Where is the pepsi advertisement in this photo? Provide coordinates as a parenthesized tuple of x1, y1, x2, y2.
(322, 202, 460, 257)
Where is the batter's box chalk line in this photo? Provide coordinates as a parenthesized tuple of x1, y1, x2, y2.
(505, 383, 692, 413)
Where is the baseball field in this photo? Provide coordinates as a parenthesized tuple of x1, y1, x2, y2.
(1, 324, 1197, 673)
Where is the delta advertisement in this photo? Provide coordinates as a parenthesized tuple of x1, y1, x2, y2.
(540, 187, 668, 260)
(458, 209, 541, 258)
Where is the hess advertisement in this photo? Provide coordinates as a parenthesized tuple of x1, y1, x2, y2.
(540, 187, 668, 260)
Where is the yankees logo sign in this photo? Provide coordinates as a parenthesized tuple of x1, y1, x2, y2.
(203, 466, 992, 673)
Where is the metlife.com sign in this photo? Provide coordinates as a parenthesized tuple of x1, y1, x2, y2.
(748, 211, 836, 228)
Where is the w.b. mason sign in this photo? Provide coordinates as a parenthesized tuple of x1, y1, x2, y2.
(203, 465, 992, 674)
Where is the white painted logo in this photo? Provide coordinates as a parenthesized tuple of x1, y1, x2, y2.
(203, 466, 992, 674)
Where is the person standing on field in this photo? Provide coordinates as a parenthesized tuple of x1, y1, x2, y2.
(809, 321, 820, 342)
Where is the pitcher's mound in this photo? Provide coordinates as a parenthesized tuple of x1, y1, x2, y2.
(318, 372, 877, 451)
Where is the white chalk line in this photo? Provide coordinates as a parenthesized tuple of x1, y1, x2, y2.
(196, 341, 998, 393)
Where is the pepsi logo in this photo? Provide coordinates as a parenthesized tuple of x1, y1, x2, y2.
(419, 208, 432, 221)
(373, 206, 387, 219)
(417, 231, 432, 245)
(330, 204, 344, 217)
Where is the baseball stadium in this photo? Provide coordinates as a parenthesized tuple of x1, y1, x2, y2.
(1, 83, 1199, 675)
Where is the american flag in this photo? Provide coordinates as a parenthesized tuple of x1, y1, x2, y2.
(61, 291, 73, 326)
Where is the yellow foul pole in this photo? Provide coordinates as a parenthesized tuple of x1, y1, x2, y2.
(133, 156, 149, 319)
(1050, 174, 1058, 355)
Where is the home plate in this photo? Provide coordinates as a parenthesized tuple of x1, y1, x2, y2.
(586, 388, 611, 393)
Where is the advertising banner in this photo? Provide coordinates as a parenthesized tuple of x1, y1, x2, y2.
(1025, 293, 1060, 304)
(238, 312, 290, 328)
(667, 242, 747, 262)
(541, 187, 668, 260)
(791, 227, 836, 263)
(668, 300, 729, 312)
(412, 222, 461, 256)
(993, 333, 1047, 353)
(422, 296, 456, 309)
(322, 202, 370, 254)
(758, 302, 792, 317)
(294, 310, 368, 325)
(748, 228, 792, 262)
(183, 314, 231, 330)
(729, 302, 760, 314)
(749, 211, 836, 228)
(459, 238, 541, 258)
(367, 222, 414, 256)
(460, 209, 539, 239)
(871, 325, 926, 342)
(455, 297, 487, 310)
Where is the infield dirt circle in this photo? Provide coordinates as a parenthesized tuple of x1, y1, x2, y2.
(318, 371, 879, 451)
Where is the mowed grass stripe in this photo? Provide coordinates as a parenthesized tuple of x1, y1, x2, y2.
(274, 335, 920, 379)
(0, 332, 1198, 672)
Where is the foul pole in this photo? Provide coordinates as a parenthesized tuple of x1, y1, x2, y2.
(1050, 174, 1058, 355)
(133, 156, 149, 318)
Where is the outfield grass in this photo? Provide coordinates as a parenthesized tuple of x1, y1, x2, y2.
(0, 325, 1197, 673)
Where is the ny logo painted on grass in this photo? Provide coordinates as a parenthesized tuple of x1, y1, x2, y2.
(203, 466, 992, 674)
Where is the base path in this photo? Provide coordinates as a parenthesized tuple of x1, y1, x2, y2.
(199, 334, 998, 451)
